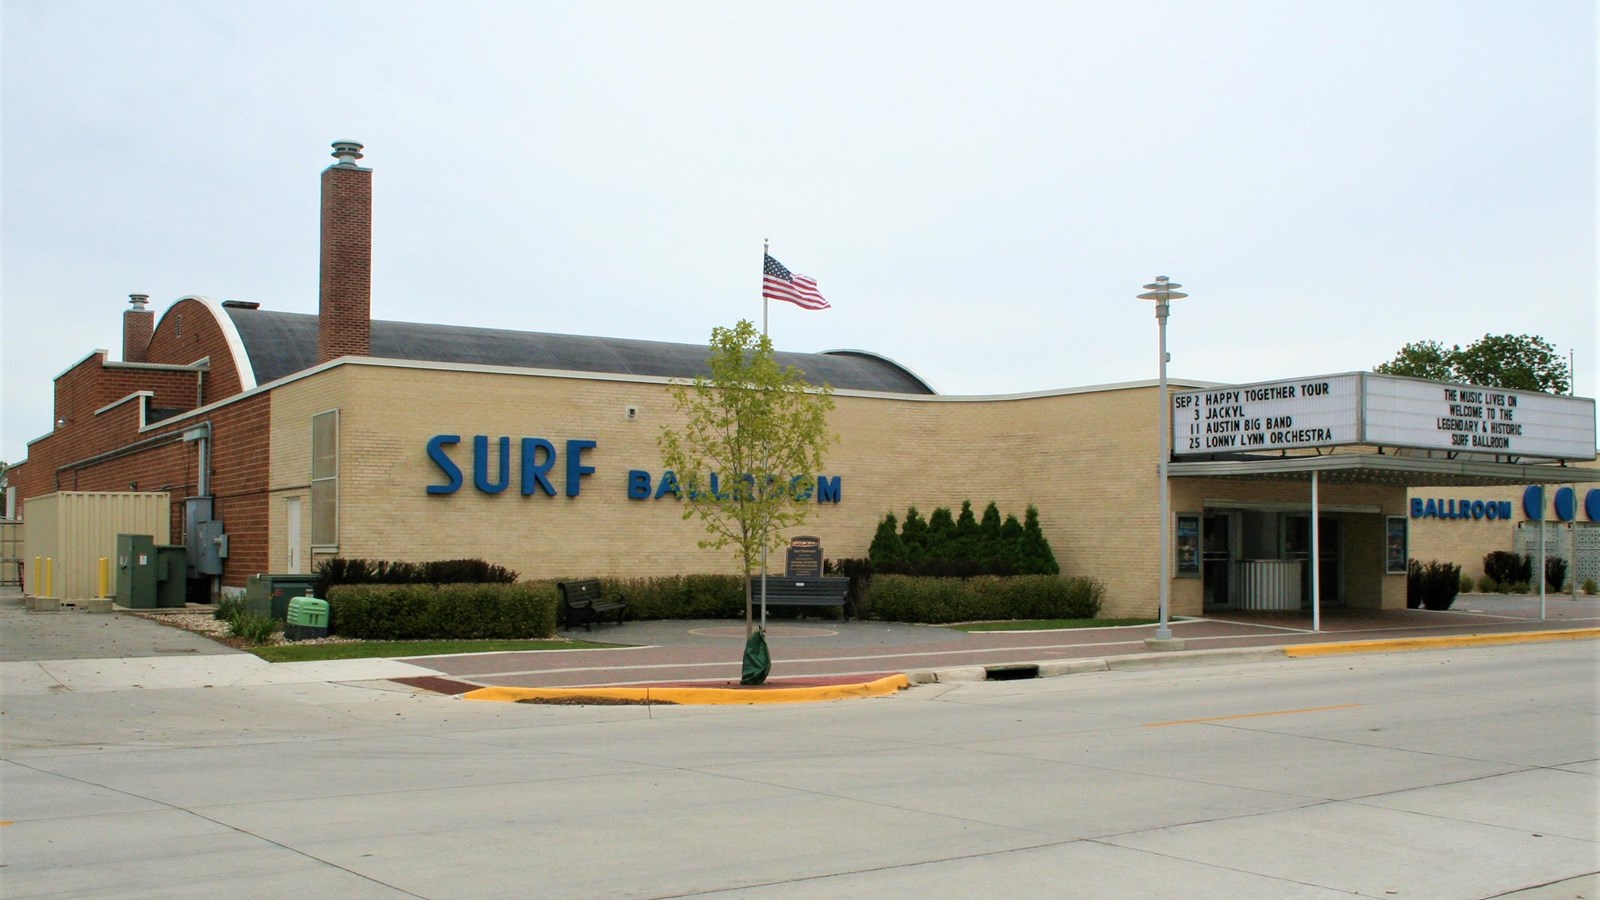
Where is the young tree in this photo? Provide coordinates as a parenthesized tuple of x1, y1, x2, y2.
(657, 320, 836, 635)
(1374, 334, 1570, 394)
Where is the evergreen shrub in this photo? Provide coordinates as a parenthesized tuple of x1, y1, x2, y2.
(1482, 551, 1532, 587)
(1407, 559, 1462, 611)
(867, 502, 1059, 577)
(1544, 557, 1567, 592)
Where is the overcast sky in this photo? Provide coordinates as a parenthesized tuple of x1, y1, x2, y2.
(3, 0, 1595, 465)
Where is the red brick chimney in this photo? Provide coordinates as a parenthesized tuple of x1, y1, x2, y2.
(317, 141, 372, 364)
(123, 293, 153, 362)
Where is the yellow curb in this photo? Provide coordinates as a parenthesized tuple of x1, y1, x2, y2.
(462, 674, 911, 705)
(1285, 628, 1600, 658)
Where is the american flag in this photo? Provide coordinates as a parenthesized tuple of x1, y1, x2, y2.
(762, 254, 831, 310)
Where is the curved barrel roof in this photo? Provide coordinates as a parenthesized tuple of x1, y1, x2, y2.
(223, 307, 934, 394)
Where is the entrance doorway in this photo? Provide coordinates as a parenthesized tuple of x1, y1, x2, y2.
(1202, 512, 1235, 607)
(1201, 508, 1344, 610)
(1286, 515, 1340, 606)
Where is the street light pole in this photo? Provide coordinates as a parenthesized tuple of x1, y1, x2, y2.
(1139, 276, 1186, 650)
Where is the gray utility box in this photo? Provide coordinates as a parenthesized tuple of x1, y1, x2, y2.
(245, 574, 318, 621)
(116, 535, 188, 609)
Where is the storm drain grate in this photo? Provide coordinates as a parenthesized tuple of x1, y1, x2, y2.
(984, 664, 1040, 681)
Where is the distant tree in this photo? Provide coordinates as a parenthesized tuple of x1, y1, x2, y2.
(1374, 334, 1570, 394)
(1373, 340, 1454, 382)
(1451, 334, 1569, 394)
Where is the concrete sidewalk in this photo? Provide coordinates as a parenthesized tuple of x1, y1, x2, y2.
(5, 585, 1596, 699)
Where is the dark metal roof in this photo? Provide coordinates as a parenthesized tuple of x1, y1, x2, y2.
(224, 308, 934, 394)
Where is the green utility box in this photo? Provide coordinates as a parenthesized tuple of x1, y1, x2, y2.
(245, 574, 318, 621)
(116, 534, 159, 609)
(115, 536, 188, 609)
(285, 596, 330, 641)
(154, 545, 188, 608)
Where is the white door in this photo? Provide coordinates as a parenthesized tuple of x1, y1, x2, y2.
(285, 497, 302, 574)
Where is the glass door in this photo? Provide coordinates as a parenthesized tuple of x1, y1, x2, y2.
(1285, 515, 1340, 606)
(1202, 512, 1235, 607)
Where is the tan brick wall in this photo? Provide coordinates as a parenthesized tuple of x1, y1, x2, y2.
(268, 362, 1429, 617)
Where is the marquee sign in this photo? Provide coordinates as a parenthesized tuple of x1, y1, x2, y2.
(1173, 374, 1596, 461)
(1172, 375, 1359, 454)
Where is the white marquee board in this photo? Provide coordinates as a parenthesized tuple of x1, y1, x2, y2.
(1173, 374, 1360, 454)
(1173, 373, 1596, 460)
(1363, 375, 1596, 459)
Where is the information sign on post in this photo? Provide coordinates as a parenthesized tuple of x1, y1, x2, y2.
(785, 535, 823, 578)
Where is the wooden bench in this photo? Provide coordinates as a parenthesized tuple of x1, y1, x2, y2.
(748, 576, 852, 621)
(558, 579, 628, 631)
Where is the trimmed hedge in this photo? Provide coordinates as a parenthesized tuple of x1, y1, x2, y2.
(327, 582, 558, 640)
(860, 574, 1103, 624)
(607, 575, 744, 620)
(313, 557, 518, 600)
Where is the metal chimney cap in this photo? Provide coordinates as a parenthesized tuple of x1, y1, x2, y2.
(128, 293, 150, 309)
(330, 141, 365, 166)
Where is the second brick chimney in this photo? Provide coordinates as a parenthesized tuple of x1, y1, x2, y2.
(317, 140, 372, 364)
(124, 294, 154, 362)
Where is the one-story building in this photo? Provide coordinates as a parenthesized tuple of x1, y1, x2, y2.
(10, 143, 1598, 617)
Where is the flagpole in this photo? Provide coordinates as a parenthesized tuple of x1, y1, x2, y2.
(762, 238, 770, 337)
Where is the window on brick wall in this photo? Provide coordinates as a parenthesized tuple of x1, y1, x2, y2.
(311, 409, 339, 549)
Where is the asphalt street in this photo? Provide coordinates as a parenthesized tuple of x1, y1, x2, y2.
(3, 635, 1596, 898)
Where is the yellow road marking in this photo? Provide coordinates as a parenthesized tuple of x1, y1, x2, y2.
(1144, 703, 1361, 727)
(464, 674, 910, 705)
(1286, 628, 1600, 657)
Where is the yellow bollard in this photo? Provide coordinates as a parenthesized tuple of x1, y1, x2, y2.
(44, 557, 54, 597)
(34, 556, 42, 595)
(99, 557, 111, 598)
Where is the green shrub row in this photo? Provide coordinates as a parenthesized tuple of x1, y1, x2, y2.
(327, 582, 558, 640)
(860, 574, 1103, 624)
(605, 575, 744, 620)
(313, 557, 518, 599)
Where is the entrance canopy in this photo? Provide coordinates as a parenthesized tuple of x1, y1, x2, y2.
(1169, 453, 1600, 488)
